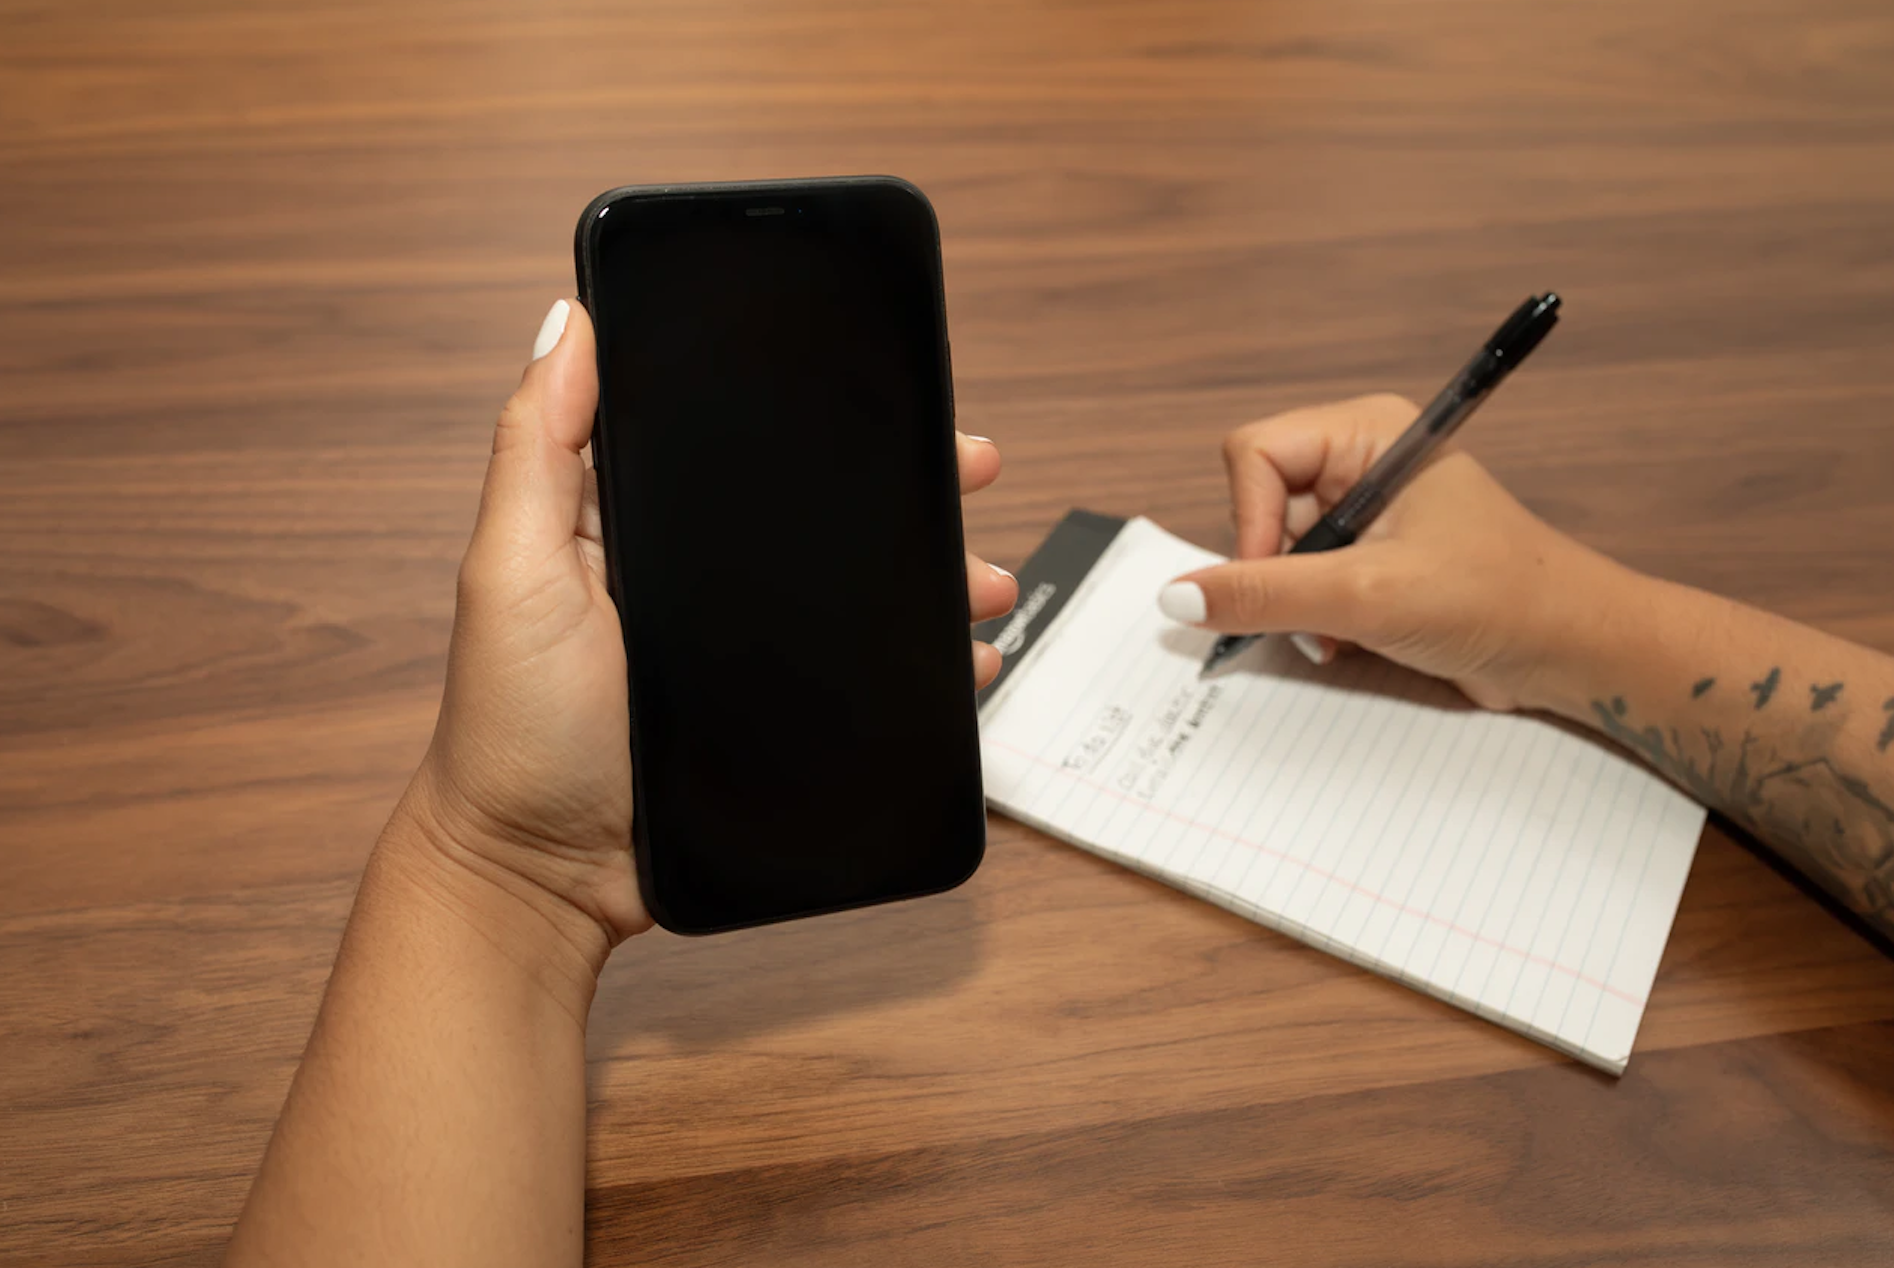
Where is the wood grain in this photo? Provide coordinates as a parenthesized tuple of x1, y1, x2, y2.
(4, 0, 1894, 1263)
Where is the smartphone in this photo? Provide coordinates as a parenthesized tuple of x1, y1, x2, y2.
(573, 176, 986, 934)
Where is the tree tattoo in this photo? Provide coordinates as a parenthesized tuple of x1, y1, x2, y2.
(1592, 676, 1894, 941)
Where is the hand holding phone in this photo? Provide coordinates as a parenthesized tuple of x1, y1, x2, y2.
(402, 281, 1015, 961)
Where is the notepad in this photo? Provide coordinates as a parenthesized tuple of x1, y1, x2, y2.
(974, 511, 1706, 1074)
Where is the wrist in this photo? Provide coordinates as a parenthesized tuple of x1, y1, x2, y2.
(1514, 548, 1690, 724)
(375, 774, 616, 1015)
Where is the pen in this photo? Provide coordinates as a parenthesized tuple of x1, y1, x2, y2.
(1199, 292, 1562, 679)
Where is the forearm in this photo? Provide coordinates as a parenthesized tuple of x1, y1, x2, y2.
(1529, 561, 1894, 941)
(225, 789, 607, 1268)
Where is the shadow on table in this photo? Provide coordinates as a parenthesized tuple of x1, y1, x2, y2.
(586, 888, 985, 1055)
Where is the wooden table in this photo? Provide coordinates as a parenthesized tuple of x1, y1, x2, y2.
(5, 1, 1894, 1263)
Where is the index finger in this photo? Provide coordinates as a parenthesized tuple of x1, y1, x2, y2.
(1222, 394, 1417, 559)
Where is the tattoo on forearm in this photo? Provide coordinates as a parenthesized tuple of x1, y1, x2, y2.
(1749, 666, 1781, 709)
(1691, 677, 1716, 698)
(1591, 675, 1894, 941)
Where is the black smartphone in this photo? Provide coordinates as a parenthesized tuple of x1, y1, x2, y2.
(574, 176, 986, 934)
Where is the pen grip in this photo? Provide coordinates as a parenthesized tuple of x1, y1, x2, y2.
(1287, 516, 1355, 555)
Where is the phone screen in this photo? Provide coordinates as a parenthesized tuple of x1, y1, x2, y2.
(583, 179, 985, 933)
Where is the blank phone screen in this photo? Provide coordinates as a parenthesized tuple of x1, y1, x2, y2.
(585, 180, 985, 933)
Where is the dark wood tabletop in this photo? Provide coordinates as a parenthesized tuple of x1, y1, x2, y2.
(5, 0, 1894, 1263)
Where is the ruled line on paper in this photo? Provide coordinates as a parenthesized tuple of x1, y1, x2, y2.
(986, 737, 1644, 1007)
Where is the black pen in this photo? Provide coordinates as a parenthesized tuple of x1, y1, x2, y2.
(1199, 292, 1562, 678)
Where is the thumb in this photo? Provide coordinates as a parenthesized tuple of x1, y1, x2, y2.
(470, 298, 600, 563)
(1157, 548, 1389, 639)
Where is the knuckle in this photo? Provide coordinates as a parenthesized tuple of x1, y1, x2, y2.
(1223, 566, 1275, 620)
(455, 540, 519, 616)
(1221, 423, 1262, 468)
(1343, 554, 1424, 643)
(1346, 560, 1394, 614)
(491, 396, 534, 454)
(1354, 393, 1420, 436)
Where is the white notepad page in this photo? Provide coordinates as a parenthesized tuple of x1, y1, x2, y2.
(979, 517, 1706, 1074)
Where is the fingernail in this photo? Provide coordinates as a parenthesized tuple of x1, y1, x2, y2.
(989, 561, 1015, 583)
(962, 433, 994, 445)
(531, 299, 570, 361)
(1290, 632, 1327, 665)
(1157, 582, 1207, 624)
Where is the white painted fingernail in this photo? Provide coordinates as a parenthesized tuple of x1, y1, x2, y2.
(531, 299, 570, 361)
(1157, 582, 1207, 624)
(989, 561, 1015, 583)
(1291, 632, 1327, 665)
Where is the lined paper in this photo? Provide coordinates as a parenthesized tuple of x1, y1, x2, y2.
(979, 517, 1705, 1074)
